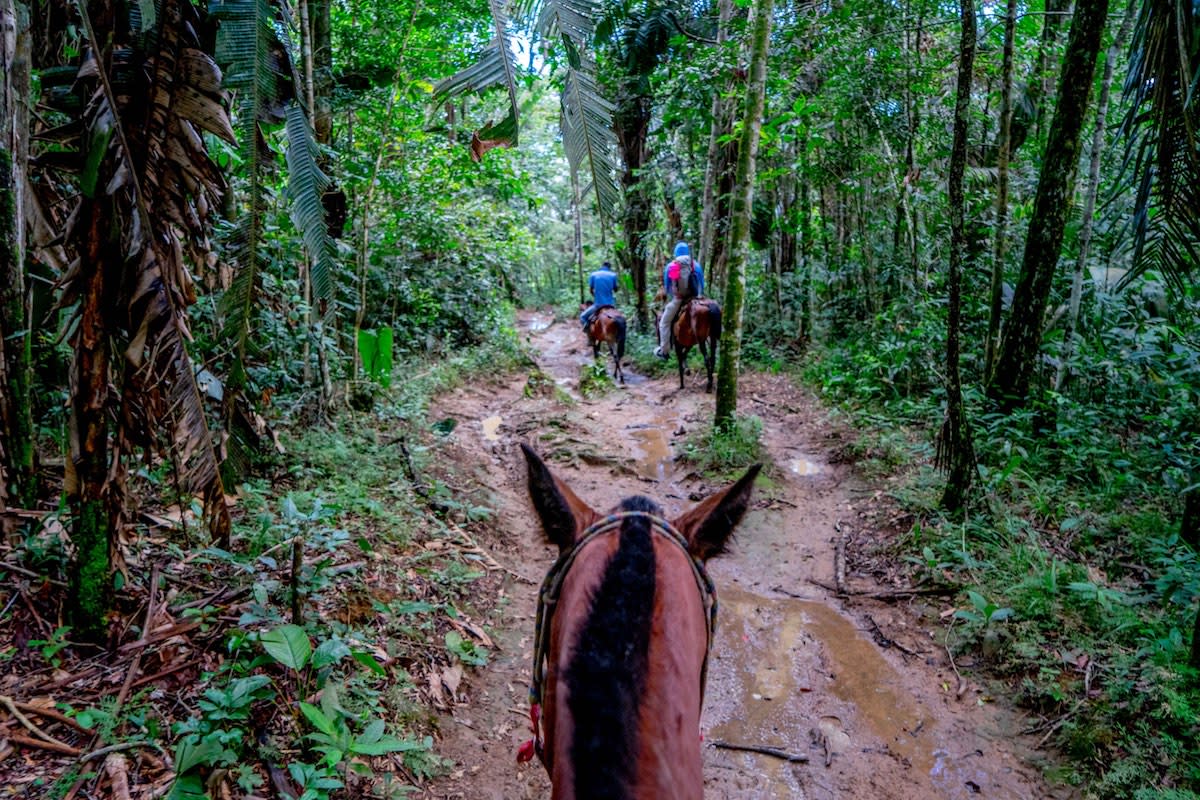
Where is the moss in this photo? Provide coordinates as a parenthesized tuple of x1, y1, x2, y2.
(68, 499, 112, 640)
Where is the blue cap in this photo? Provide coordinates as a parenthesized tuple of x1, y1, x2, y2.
(673, 241, 690, 257)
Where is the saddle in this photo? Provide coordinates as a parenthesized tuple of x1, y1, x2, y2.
(587, 305, 616, 337)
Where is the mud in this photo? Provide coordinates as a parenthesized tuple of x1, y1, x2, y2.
(421, 310, 1073, 799)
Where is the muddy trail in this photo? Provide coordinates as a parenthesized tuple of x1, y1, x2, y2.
(421, 310, 1069, 800)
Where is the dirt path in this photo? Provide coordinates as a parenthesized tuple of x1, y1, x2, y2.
(421, 310, 1071, 799)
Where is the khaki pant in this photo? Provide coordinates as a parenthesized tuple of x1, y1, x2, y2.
(658, 297, 684, 351)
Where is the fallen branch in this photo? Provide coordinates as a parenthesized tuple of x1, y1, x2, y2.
(834, 523, 847, 596)
(10, 700, 91, 734)
(805, 579, 955, 600)
(710, 739, 809, 763)
(0, 694, 77, 749)
(5, 732, 83, 756)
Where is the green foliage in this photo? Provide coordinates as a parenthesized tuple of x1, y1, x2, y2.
(358, 327, 395, 387)
(682, 414, 764, 477)
(578, 359, 613, 397)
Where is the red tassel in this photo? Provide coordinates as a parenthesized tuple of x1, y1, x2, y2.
(517, 738, 536, 763)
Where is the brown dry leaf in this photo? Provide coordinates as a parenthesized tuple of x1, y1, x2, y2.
(427, 671, 446, 709)
(441, 665, 464, 699)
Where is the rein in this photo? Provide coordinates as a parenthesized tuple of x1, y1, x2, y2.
(517, 511, 718, 764)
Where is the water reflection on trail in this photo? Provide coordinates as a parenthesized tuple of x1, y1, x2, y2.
(706, 584, 1026, 799)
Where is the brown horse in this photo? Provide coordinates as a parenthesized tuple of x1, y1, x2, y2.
(658, 298, 721, 392)
(582, 305, 626, 385)
(518, 443, 760, 800)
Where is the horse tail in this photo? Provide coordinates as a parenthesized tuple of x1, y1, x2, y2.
(709, 302, 722, 351)
(614, 315, 626, 362)
(565, 496, 657, 799)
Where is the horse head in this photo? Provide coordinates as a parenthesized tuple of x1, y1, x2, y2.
(520, 443, 760, 799)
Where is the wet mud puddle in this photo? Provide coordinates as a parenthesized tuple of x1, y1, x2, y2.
(624, 415, 680, 481)
(705, 584, 1029, 799)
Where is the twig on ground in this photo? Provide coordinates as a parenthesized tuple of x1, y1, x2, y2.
(0, 561, 68, 587)
(805, 578, 955, 600)
(864, 615, 922, 657)
(10, 699, 91, 734)
(5, 732, 82, 756)
(834, 523, 847, 596)
(945, 630, 968, 700)
(79, 740, 167, 762)
(0, 694, 77, 749)
(710, 739, 809, 763)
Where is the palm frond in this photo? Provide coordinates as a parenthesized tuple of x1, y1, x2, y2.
(211, 0, 295, 378)
(64, 0, 234, 543)
(432, 0, 520, 155)
(561, 64, 620, 226)
(284, 103, 338, 318)
(1116, 0, 1200, 291)
(524, 0, 603, 48)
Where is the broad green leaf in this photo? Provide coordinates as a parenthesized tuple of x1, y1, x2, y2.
(299, 701, 339, 738)
(351, 649, 386, 676)
(260, 624, 312, 669)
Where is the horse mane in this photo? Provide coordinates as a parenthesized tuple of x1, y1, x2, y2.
(564, 495, 659, 800)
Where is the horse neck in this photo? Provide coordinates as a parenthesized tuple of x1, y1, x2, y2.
(547, 527, 706, 800)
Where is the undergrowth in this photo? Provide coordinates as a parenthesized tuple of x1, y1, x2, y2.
(781, 296, 1200, 798)
(1, 327, 530, 799)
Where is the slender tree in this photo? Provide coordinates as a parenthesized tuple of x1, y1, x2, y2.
(714, 0, 772, 429)
(985, 0, 1016, 381)
(1056, 1, 1135, 392)
(938, 0, 977, 511)
(988, 0, 1110, 410)
(0, 0, 34, 512)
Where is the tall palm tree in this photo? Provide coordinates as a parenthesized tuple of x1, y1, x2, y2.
(36, 0, 234, 635)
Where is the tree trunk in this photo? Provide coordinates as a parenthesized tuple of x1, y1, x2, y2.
(939, 0, 977, 511)
(985, 0, 1017, 382)
(988, 0, 1109, 411)
(572, 168, 585, 303)
(1032, 0, 1071, 141)
(311, 0, 332, 144)
(67, 203, 117, 639)
(700, 0, 737, 296)
(615, 82, 652, 331)
(715, 0, 772, 429)
(0, 0, 34, 512)
(1056, 1, 1134, 393)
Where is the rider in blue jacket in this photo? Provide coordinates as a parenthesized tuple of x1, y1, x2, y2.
(580, 261, 619, 331)
(654, 242, 704, 358)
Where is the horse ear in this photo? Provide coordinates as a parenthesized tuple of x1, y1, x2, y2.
(521, 443, 597, 551)
(672, 464, 762, 561)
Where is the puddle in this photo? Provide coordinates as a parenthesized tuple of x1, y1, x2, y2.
(707, 586, 930, 796)
(625, 419, 676, 481)
(787, 456, 823, 476)
(706, 584, 1036, 799)
(481, 415, 502, 441)
(527, 315, 552, 333)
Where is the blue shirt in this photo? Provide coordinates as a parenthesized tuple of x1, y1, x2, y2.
(589, 269, 618, 306)
(663, 261, 704, 295)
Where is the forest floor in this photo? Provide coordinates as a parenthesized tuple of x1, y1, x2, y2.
(419, 309, 1077, 800)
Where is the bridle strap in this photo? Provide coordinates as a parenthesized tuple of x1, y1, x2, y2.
(526, 511, 718, 760)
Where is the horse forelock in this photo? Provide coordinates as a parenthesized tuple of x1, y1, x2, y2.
(562, 496, 659, 799)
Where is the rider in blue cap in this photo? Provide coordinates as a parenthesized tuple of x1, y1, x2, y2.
(655, 242, 705, 359)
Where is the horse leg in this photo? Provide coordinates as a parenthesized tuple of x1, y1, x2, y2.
(676, 345, 687, 389)
(610, 341, 623, 385)
(698, 340, 714, 393)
